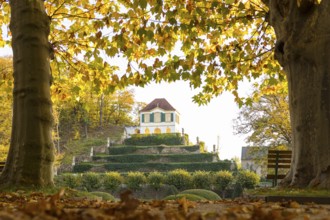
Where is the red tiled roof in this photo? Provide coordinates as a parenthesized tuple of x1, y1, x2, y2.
(140, 98, 176, 112)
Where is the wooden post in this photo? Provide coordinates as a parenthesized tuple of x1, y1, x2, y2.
(72, 156, 75, 166)
(90, 147, 94, 157)
(274, 151, 279, 186)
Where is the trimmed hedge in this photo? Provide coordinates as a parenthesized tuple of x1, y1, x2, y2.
(103, 172, 123, 191)
(73, 164, 94, 173)
(165, 169, 192, 190)
(125, 172, 147, 190)
(81, 172, 102, 191)
(74, 160, 233, 173)
(235, 170, 260, 189)
(108, 145, 200, 155)
(55, 169, 260, 196)
(102, 161, 233, 172)
(56, 173, 81, 188)
(73, 161, 232, 173)
(213, 170, 234, 192)
(192, 171, 212, 189)
(147, 172, 165, 190)
(124, 133, 186, 146)
(180, 189, 221, 200)
(93, 153, 217, 163)
(164, 193, 205, 201)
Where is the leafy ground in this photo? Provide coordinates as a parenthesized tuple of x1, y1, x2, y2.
(0, 189, 329, 220)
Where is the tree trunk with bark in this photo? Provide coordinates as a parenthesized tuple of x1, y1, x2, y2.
(265, 0, 330, 188)
(0, 0, 54, 187)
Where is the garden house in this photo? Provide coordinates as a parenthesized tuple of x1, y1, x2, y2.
(124, 98, 181, 137)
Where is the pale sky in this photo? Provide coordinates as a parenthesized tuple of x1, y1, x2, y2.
(0, 47, 250, 160)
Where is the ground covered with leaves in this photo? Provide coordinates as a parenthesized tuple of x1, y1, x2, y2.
(0, 190, 329, 220)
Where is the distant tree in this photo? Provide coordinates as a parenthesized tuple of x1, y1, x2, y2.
(199, 141, 206, 153)
(107, 89, 135, 125)
(234, 82, 291, 148)
(0, 57, 13, 160)
(58, 89, 136, 139)
(131, 101, 147, 126)
(231, 156, 241, 170)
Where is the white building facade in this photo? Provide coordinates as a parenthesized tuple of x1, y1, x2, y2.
(241, 146, 266, 177)
(125, 98, 181, 137)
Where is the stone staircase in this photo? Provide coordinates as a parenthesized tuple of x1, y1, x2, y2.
(72, 144, 234, 173)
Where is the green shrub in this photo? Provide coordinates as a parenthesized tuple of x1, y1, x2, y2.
(56, 173, 81, 189)
(164, 193, 205, 201)
(108, 145, 200, 155)
(147, 172, 165, 190)
(180, 189, 221, 201)
(95, 153, 215, 163)
(90, 191, 116, 201)
(103, 161, 230, 172)
(124, 133, 185, 146)
(103, 172, 123, 191)
(192, 171, 212, 189)
(81, 172, 102, 191)
(165, 169, 192, 191)
(73, 164, 93, 173)
(125, 172, 147, 190)
(231, 182, 244, 197)
(213, 170, 234, 191)
(54, 175, 62, 186)
(235, 170, 260, 189)
(199, 141, 206, 153)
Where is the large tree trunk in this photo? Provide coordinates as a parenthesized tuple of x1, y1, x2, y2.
(266, 0, 330, 188)
(0, 0, 54, 187)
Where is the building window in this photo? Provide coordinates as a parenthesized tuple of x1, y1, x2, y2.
(154, 128, 161, 134)
(165, 113, 171, 122)
(144, 114, 150, 123)
(154, 112, 161, 123)
(161, 113, 165, 122)
(150, 113, 154, 122)
(145, 128, 150, 134)
(166, 127, 171, 133)
(175, 114, 180, 123)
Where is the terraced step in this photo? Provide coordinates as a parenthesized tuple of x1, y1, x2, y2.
(93, 153, 219, 163)
(73, 161, 234, 173)
(108, 145, 200, 155)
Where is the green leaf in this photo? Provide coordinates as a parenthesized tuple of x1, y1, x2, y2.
(137, 28, 146, 37)
(225, 0, 235, 4)
(139, 0, 147, 9)
(71, 86, 81, 93)
(169, 18, 177, 25)
(146, 30, 154, 40)
(106, 47, 118, 57)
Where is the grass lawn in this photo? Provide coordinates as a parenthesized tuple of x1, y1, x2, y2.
(247, 187, 330, 197)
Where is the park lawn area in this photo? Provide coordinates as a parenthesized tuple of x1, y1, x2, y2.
(247, 187, 330, 197)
